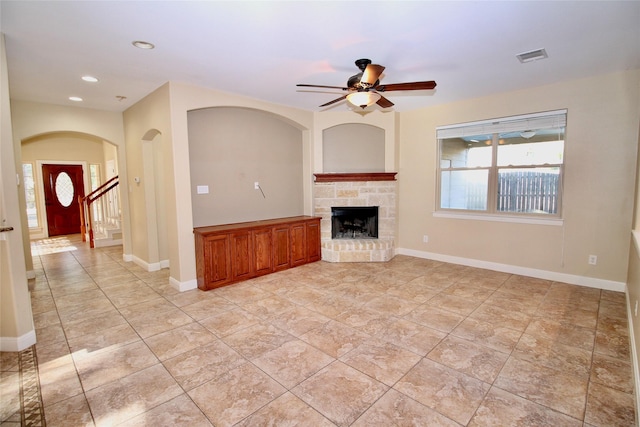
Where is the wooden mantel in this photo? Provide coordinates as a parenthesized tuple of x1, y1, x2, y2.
(314, 172, 397, 183)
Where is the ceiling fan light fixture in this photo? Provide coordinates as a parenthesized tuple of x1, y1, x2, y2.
(347, 91, 380, 109)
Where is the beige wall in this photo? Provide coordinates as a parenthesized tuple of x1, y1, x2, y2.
(0, 34, 34, 351)
(398, 70, 640, 286)
(323, 123, 385, 173)
(188, 107, 304, 227)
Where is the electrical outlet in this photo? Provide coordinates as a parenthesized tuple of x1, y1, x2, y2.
(254, 182, 259, 190)
(588, 255, 597, 265)
(423, 235, 429, 243)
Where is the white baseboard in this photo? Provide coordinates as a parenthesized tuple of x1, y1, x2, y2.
(396, 248, 625, 292)
(170, 276, 197, 292)
(123, 253, 133, 262)
(0, 329, 36, 352)
(25, 270, 36, 280)
(625, 284, 640, 426)
(128, 255, 170, 273)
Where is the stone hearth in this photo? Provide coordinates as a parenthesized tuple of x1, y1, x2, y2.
(313, 173, 397, 262)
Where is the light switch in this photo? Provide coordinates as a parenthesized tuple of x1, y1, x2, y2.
(196, 185, 209, 194)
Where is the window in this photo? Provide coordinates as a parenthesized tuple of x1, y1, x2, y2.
(437, 110, 566, 218)
(22, 163, 39, 228)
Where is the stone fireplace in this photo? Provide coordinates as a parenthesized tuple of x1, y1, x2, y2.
(313, 173, 396, 262)
(332, 206, 378, 239)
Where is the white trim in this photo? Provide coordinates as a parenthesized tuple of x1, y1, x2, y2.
(396, 247, 625, 292)
(25, 269, 35, 280)
(433, 211, 564, 226)
(0, 329, 36, 352)
(122, 253, 133, 262)
(170, 276, 197, 292)
(625, 283, 640, 423)
(160, 259, 170, 269)
(436, 109, 568, 133)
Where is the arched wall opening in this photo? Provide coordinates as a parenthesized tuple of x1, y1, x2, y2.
(20, 131, 122, 241)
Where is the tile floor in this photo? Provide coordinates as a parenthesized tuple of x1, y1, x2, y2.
(1, 234, 636, 426)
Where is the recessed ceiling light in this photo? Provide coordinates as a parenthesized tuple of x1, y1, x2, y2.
(132, 40, 155, 50)
(82, 75, 98, 82)
(69, 96, 83, 102)
(516, 48, 548, 63)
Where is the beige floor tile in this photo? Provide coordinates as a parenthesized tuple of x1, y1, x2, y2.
(162, 340, 246, 390)
(468, 386, 582, 427)
(125, 307, 194, 338)
(451, 316, 522, 354)
(595, 329, 631, 360)
(394, 357, 490, 425)
(61, 309, 128, 339)
(144, 322, 217, 361)
(404, 305, 465, 333)
(265, 305, 331, 337)
(512, 333, 592, 379)
(292, 361, 388, 427)
(180, 297, 237, 320)
(188, 363, 286, 427)
(241, 295, 298, 319)
(300, 320, 370, 358)
(221, 323, 297, 360)
(524, 317, 595, 351)
(118, 394, 212, 427)
(252, 339, 334, 388)
(375, 318, 447, 356)
(334, 306, 395, 336)
(470, 303, 531, 332)
(86, 364, 182, 427)
(427, 335, 509, 383)
(73, 340, 159, 391)
(0, 371, 21, 422)
(494, 357, 588, 419)
(352, 388, 460, 427)
(199, 308, 261, 337)
(235, 392, 335, 426)
(590, 353, 634, 394)
(67, 323, 140, 354)
(426, 293, 483, 316)
(584, 382, 636, 427)
(43, 394, 95, 427)
(341, 338, 422, 386)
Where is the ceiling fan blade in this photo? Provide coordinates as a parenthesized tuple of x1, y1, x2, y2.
(376, 95, 394, 109)
(360, 64, 385, 86)
(376, 81, 437, 92)
(319, 95, 347, 107)
(297, 84, 349, 91)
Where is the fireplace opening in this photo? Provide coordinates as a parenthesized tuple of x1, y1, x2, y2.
(331, 206, 378, 239)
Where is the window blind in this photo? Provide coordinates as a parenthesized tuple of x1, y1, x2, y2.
(436, 109, 567, 139)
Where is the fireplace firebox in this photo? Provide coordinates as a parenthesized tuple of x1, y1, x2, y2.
(331, 206, 378, 239)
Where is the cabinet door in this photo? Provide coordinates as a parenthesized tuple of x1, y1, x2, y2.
(253, 228, 273, 276)
(231, 231, 253, 281)
(273, 226, 290, 271)
(306, 220, 321, 262)
(203, 234, 232, 289)
(290, 222, 307, 266)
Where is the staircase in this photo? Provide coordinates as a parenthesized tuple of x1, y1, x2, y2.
(79, 176, 122, 248)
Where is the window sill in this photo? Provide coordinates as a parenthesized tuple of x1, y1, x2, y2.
(433, 211, 563, 226)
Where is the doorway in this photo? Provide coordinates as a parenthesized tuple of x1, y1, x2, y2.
(42, 164, 85, 236)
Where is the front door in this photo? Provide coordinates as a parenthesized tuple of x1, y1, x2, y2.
(42, 164, 85, 236)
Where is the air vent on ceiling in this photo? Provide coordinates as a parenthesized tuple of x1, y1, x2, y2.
(516, 48, 548, 63)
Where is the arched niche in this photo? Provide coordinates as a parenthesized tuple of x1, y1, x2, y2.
(322, 123, 385, 173)
(187, 106, 305, 227)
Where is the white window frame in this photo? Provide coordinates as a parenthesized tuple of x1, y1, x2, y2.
(436, 110, 567, 224)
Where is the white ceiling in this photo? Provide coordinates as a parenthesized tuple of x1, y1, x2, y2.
(1, 1, 639, 113)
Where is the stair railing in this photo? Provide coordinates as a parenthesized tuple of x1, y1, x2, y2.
(79, 176, 120, 248)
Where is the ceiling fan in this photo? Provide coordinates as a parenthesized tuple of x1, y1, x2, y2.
(297, 58, 437, 109)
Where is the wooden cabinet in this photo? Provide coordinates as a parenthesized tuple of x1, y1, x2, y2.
(194, 216, 321, 290)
